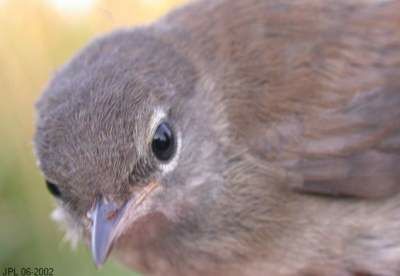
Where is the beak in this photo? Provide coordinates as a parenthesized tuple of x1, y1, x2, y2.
(90, 182, 160, 267)
(90, 197, 126, 267)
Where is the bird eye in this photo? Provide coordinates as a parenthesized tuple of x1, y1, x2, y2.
(46, 180, 62, 198)
(151, 122, 175, 161)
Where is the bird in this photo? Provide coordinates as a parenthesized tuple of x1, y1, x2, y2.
(33, 0, 400, 275)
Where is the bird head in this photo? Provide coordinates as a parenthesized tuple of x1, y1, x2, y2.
(34, 29, 233, 267)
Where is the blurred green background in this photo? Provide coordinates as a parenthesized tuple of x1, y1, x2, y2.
(0, 0, 186, 275)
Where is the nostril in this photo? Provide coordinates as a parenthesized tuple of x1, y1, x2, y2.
(106, 209, 118, 221)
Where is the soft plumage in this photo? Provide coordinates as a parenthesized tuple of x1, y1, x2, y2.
(34, 0, 400, 275)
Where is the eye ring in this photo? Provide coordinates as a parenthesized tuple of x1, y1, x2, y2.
(151, 121, 176, 162)
(46, 180, 62, 198)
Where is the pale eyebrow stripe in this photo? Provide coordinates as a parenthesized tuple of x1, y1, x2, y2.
(148, 107, 166, 143)
(137, 107, 166, 157)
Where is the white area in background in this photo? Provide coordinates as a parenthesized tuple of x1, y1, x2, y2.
(140, 0, 166, 3)
(47, 0, 96, 15)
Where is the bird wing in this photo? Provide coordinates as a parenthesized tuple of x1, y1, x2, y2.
(285, 85, 400, 198)
(238, 0, 400, 198)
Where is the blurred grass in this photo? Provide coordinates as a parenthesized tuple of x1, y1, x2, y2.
(0, 0, 186, 275)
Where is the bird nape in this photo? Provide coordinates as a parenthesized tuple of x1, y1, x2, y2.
(34, 0, 400, 275)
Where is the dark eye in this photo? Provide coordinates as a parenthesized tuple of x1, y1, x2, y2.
(46, 180, 62, 198)
(151, 122, 176, 161)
